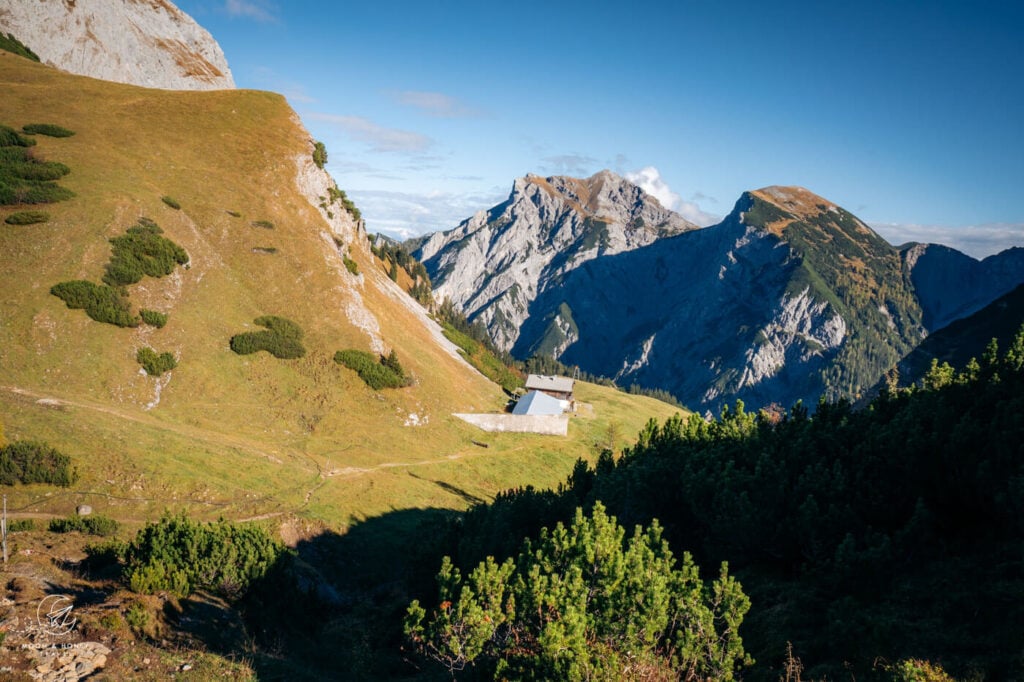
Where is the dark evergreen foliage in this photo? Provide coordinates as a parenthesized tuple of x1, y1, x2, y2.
(50, 280, 139, 327)
(230, 315, 306, 359)
(0, 124, 36, 147)
(22, 123, 75, 138)
(122, 513, 287, 600)
(49, 514, 120, 536)
(160, 195, 181, 210)
(136, 347, 177, 375)
(312, 140, 327, 169)
(427, 327, 1024, 680)
(139, 309, 168, 328)
(333, 348, 411, 390)
(0, 440, 78, 486)
(407, 503, 752, 679)
(0, 33, 40, 61)
(102, 220, 189, 286)
(0, 129, 76, 206)
(433, 301, 523, 392)
(372, 234, 431, 303)
(4, 210, 49, 225)
(327, 185, 360, 221)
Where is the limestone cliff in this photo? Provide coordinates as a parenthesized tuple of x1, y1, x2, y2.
(411, 170, 697, 352)
(0, 0, 234, 90)
(417, 180, 1024, 412)
(901, 242, 1024, 331)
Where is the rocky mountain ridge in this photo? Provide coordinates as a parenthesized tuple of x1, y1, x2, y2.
(411, 169, 697, 352)
(902, 242, 1024, 330)
(0, 0, 234, 90)
(415, 178, 1024, 412)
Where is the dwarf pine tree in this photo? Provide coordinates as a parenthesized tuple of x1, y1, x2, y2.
(405, 502, 751, 680)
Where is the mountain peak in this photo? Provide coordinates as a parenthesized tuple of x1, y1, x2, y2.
(751, 185, 835, 215)
(521, 170, 685, 221)
(412, 170, 698, 352)
(744, 185, 880, 242)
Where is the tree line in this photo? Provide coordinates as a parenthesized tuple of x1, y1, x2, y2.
(407, 326, 1024, 680)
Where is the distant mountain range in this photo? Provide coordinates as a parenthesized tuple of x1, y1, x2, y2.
(412, 172, 1024, 411)
(892, 282, 1024, 386)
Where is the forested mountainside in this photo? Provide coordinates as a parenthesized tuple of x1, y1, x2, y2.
(892, 282, 1024, 387)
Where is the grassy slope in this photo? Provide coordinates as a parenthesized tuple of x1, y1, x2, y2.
(0, 53, 682, 531)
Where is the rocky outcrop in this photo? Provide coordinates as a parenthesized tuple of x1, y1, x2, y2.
(902, 243, 1024, 331)
(414, 173, 1024, 412)
(737, 288, 846, 396)
(412, 170, 697, 351)
(522, 204, 846, 412)
(24, 641, 111, 681)
(0, 0, 234, 90)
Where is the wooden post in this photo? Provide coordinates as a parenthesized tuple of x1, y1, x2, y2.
(2, 494, 7, 564)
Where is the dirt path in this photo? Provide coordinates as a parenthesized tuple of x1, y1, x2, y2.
(0, 384, 504, 524)
(2, 385, 297, 468)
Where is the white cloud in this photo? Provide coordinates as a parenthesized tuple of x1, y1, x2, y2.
(624, 166, 720, 227)
(224, 0, 276, 22)
(393, 91, 479, 118)
(871, 222, 1024, 259)
(310, 114, 432, 154)
(348, 188, 508, 240)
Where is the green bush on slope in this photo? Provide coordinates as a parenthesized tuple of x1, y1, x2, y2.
(0, 440, 78, 486)
(333, 348, 411, 389)
(230, 315, 307, 359)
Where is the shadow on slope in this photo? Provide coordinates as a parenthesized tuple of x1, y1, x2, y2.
(238, 507, 460, 681)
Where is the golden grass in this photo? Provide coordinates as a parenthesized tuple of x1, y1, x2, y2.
(0, 54, 683, 531)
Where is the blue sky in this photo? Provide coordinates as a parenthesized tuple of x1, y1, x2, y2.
(176, 0, 1024, 257)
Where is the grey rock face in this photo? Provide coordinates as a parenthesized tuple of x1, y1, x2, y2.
(531, 205, 846, 411)
(902, 243, 1024, 331)
(413, 170, 697, 352)
(0, 0, 235, 90)
(416, 174, 1024, 413)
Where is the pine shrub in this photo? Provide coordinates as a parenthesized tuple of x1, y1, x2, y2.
(0, 124, 36, 147)
(0, 440, 78, 486)
(4, 210, 49, 225)
(334, 349, 411, 389)
(6, 160, 70, 181)
(230, 315, 306, 359)
(102, 220, 189, 286)
(49, 515, 120, 536)
(22, 123, 75, 138)
(139, 309, 168, 328)
(136, 347, 177, 375)
(161, 195, 181, 210)
(51, 280, 139, 327)
(343, 255, 359, 275)
(0, 33, 40, 62)
(313, 141, 327, 169)
(124, 513, 287, 600)
(0, 132, 75, 206)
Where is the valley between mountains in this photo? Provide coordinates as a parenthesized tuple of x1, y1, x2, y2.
(413, 172, 1024, 413)
(0, 5, 1023, 680)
